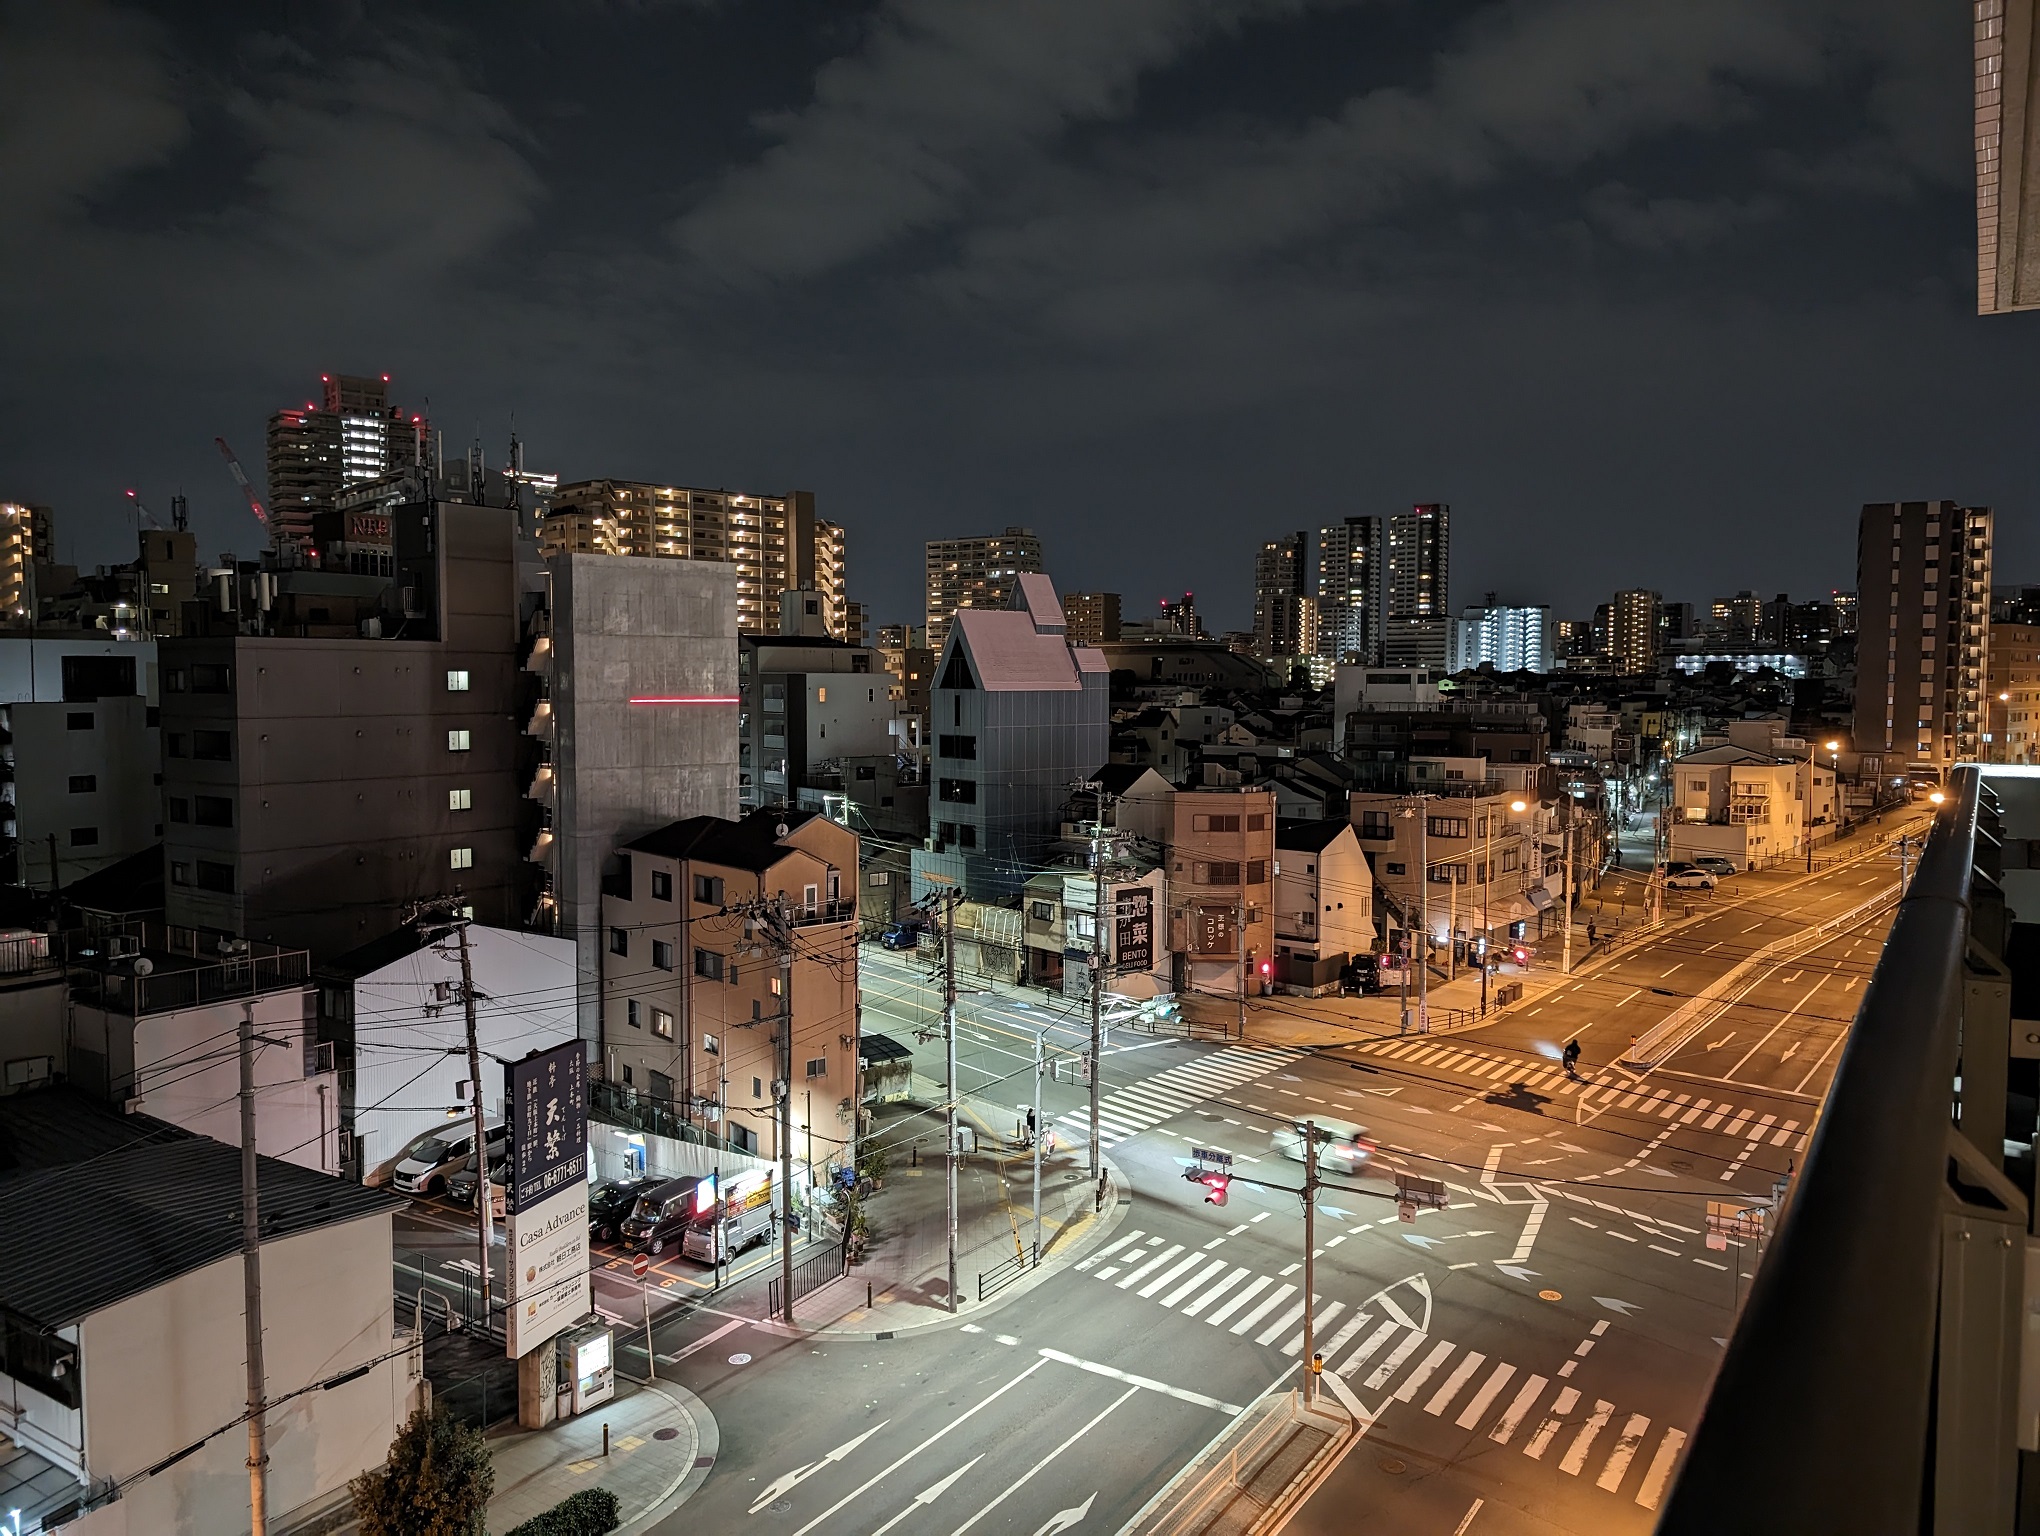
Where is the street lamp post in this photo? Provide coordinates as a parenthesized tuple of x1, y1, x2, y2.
(1480, 796, 1530, 1016)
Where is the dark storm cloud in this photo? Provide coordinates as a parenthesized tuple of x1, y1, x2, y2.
(0, 0, 2027, 629)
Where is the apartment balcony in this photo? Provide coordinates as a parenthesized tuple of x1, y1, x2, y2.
(789, 898, 857, 928)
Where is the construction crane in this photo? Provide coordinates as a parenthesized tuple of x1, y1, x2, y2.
(123, 489, 166, 531)
(213, 437, 269, 529)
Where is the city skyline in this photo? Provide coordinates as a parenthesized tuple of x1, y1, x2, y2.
(5, 4, 2035, 630)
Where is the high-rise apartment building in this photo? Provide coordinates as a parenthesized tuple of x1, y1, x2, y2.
(1, 503, 52, 624)
(924, 526, 1045, 653)
(1252, 533, 1310, 660)
(1710, 591, 1766, 641)
(1160, 592, 1201, 637)
(1317, 516, 1383, 663)
(1062, 592, 1122, 647)
(1987, 621, 2040, 764)
(265, 374, 426, 553)
(1451, 602, 1553, 673)
(539, 482, 843, 637)
(1383, 503, 1450, 668)
(1553, 619, 1594, 661)
(1610, 589, 1661, 676)
(1854, 501, 1993, 774)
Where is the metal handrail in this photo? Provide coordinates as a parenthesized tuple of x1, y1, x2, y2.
(1656, 767, 1979, 1534)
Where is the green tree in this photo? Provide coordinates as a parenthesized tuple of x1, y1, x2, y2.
(351, 1405, 495, 1536)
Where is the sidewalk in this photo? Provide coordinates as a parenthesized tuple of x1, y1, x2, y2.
(751, 1101, 1126, 1338)
(484, 1379, 715, 1536)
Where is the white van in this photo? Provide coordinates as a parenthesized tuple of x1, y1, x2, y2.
(392, 1122, 507, 1197)
(681, 1169, 779, 1263)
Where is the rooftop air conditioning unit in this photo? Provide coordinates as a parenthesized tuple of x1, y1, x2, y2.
(217, 938, 251, 957)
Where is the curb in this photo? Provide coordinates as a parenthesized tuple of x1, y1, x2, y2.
(743, 1156, 1134, 1342)
(615, 1380, 719, 1536)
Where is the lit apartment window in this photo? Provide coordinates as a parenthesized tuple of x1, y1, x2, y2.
(447, 670, 470, 691)
(652, 1008, 675, 1040)
(448, 730, 471, 752)
(449, 788, 472, 811)
(450, 847, 473, 870)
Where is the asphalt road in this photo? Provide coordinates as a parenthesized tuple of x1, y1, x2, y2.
(389, 813, 1929, 1536)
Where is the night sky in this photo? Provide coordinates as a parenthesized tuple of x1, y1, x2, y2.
(2, 0, 2031, 634)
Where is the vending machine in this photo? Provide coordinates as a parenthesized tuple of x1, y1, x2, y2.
(558, 1322, 615, 1415)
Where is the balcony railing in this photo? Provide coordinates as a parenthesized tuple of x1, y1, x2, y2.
(790, 898, 857, 927)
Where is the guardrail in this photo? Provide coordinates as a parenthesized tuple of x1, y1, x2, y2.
(1654, 768, 1987, 1533)
(978, 1242, 1038, 1302)
(1620, 880, 1901, 1068)
(766, 1246, 847, 1317)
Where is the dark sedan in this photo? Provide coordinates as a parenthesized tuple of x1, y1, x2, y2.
(589, 1176, 661, 1242)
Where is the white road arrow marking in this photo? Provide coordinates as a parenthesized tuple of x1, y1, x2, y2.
(1781, 1043, 1800, 1061)
(1363, 1086, 1404, 1097)
(1705, 1033, 1736, 1051)
(750, 1420, 892, 1514)
(1403, 1233, 1440, 1249)
(1029, 1493, 1097, 1536)
(1554, 1142, 1590, 1154)
(869, 1457, 983, 1536)
(1495, 1264, 1541, 1281)
(1594, 1296, 1643, 1316)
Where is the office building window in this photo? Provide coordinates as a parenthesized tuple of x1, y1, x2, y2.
(1245, 859, 1267, 885)
(609, 927, 629, 957)
(196, 860, 235, 893)
(194, 795, 234, 828)
(1358, 811, 1392, 839)
(694, 950, 725, 981)
(651, 870, 672, 901)
(652, 1008, 675, 1040)
(67, 775, 96, 794)
(652, 939, 674, 971)
(446, 670, 470, 692)
(1427, 816, 1469, 839)
(450, 847, 473, 870)
(447, 729, 472, 752)
(627, 999, 642, 1029)
(193, 730, 231, 761)
(69, 827, 98, 847)
(1192, 813, 1241, 833)
(190, 664, 231, 693)
(449, 788, 471, 811)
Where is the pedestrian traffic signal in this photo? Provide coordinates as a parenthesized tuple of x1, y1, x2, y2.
(1512, 946, 1530, 965)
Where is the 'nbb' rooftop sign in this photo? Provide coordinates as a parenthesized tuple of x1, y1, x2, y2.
(506, 1040, 587, 1214)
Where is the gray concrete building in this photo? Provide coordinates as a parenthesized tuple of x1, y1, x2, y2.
(912, 574, 1109, 902)
(0, 636, 160, 890)
(159, 500, 526, 956)
(530, 553, 739, 1045)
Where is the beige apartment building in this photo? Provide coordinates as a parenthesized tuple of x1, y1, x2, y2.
(1987, 621, 2040, 764)
(1158, 786, 1277, 998)
(599, 808, 858, 1162)
(542, 481, 846, 637)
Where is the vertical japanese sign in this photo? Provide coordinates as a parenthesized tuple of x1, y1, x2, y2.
(1114, 885, 1154, 973)
(505, 1040, 588, 1215)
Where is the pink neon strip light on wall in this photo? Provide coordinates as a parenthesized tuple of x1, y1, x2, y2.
(629, 695, 740, 705)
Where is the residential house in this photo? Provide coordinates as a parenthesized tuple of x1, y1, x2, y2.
(600, 809, 857, 1161)
(1274, 819, 1373, 993)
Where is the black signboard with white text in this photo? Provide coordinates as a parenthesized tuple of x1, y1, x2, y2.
(505, 1040, 588, 1214)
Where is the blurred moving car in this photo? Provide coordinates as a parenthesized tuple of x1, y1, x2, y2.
(1271, 1117, 1374, 1175)
(1664, 867, 1719, 891)
(1691, 856, 1739, 878)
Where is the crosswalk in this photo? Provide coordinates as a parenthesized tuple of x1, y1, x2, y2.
(1349, 1036, 1807, 1157)
(1079, 1228, 1688, 1510)
(1054, 1045, 1309, 1149)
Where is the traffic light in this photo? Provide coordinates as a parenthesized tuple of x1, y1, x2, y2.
(1512, 946, 1530, 966)
(1200, 1171, 1231, 1206)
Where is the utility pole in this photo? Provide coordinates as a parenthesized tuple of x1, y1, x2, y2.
(1560, 815, 1574, 976)
(1090, 785, 1107, 1176)
(1803, 739, 1816, 873)
(407, 898, 491, 1329)
(238, 1002, 270, 1536)
(942, 887, 960, 1313)
(1480, 807, 1493, 1016)
(453, 914, 490, 1330)
(1416, 803, 1430, 1033)
(1300, 1117, 1318, 1409)
(1030, 1026, 1043, 1264)
(773, 899, 796, 1326)
(1236, 798, 1249, 1040)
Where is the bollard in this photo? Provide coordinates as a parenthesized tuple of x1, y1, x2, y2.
(603, 1422, 611, 1457)
(868, 1281, 874, 1308)
(911, 1143, 919, 1169)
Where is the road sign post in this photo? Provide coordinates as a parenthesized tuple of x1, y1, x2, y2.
(632, 1253, 650, 1280)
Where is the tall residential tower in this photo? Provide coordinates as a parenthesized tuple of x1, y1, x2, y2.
(1317, 516, 1382, 664)
(265, 374, 427, 553)
(1383, 503, 1450, 668)
(924, 526, 1045, 654)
